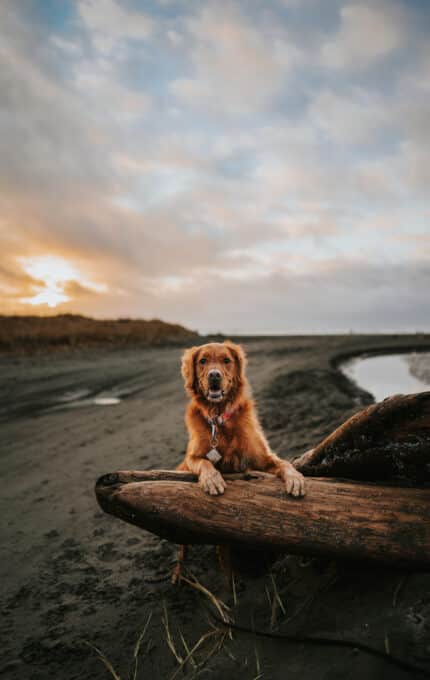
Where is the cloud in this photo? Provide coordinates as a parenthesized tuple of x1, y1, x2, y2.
(73, 57, 152, 122)
(103, 257, 430, 335)
(322, 1, 408, 69)
(0, 261, 40, 301)
(171, 2, 300, 114)
(308, 88, 392, 145)
(77, 0, 153, 55)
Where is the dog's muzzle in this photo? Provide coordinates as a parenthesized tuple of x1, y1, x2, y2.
(207, 369, 223, 402)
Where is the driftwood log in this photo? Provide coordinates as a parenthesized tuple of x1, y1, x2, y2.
(294, 391, 430, 485)
(96, 469, 430, 569)
(95, 392, 430, 569)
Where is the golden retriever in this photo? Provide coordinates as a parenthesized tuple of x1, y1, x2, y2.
(178, 340, 305, 495)
(173, 341, 305, 581)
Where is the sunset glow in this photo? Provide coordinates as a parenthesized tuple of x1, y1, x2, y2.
(18, 256, 105, 309)
(22, 288, 70, 309)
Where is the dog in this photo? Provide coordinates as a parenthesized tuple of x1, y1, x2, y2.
(172, 340, 305, 583)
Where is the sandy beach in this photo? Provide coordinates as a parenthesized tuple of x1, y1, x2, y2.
(1, 333, 430, 680)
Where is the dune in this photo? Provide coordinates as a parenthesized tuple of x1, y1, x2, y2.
(0, 314, 199, 353)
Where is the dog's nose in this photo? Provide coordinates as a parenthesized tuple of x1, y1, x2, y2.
(208, 369, 222, 383)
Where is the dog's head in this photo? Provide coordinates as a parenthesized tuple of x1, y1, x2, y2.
(181, 341, 247, 403)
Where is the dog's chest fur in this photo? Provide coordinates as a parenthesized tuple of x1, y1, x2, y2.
(208, 421, 249, 473)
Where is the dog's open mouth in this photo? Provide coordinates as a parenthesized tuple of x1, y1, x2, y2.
(207, 389, 224, 402)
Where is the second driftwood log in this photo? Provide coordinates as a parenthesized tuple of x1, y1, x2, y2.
(293, 391, 430, 484)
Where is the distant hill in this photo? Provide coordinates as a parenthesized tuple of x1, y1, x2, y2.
(0, 314, 199, 353)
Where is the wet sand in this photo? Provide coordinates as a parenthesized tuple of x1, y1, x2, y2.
(1, 334, 430, 679)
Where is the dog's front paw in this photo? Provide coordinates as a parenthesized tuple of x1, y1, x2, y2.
(199, 469, 226, 496)
(284, 469, 306, 497)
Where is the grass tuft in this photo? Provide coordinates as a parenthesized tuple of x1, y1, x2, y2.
(179, 570, 232, 624)
(162, 601, 184, 664)
(132, 612, 152, 680)
(83, 611, 152, 680)
(168, 629, 221, 680)
(82, 641, 122, 680)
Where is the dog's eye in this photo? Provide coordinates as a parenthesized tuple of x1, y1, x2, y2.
(199, 358, 207, 365)
(223, 357, 231, 364)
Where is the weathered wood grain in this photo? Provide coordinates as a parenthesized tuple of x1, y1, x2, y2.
(95, 470, 430, 568)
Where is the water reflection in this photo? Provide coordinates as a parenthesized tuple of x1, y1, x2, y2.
(93, 397, 121, 406)
(342, 352, 430, 402)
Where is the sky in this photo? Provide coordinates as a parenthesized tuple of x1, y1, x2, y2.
(0, 0, 429, 334)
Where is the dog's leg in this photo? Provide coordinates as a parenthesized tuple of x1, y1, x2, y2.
(171, 544, 188, 584)
(277, 459, 305, 497)
(186, 456, 226, 496)
(263, 456, 305, 497)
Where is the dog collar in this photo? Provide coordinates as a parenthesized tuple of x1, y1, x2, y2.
(206, 408, 236, 427)
(205, 407, 236, 450)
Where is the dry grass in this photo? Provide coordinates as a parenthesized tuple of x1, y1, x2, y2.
(0, 314, 198, 353)
(83, 612, 152, 680)
(82, 641, 122, 680)
(267, 572, 286, 629)
(253, 643, 263, 680)
(162, 598, 228, 679)
(168, 628, 222, 680)
(132, 613, 153, 680)
(158, 570, 239, 677)
(162, 602, 184, 665)
(392, 574, 408, 608)
(178, 570, 232, 624)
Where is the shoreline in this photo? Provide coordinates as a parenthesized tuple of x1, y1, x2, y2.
(330, 342, 430, 370)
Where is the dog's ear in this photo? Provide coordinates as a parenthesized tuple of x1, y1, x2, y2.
(181, 346, 200, 397)
(224, 341, 247, 386)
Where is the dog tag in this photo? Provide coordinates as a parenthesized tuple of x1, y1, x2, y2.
(206, 448, 222, 464)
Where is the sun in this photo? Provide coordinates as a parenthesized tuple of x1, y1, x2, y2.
(18, 255, 100, 309)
